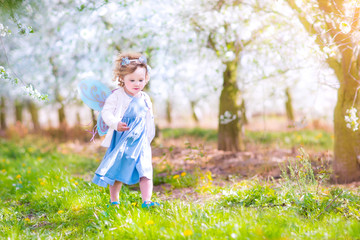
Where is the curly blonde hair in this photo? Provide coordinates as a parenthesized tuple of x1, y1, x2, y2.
(113, 52, 149, 87)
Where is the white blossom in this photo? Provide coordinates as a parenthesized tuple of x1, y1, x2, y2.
(224, 51, 236, 62)
(340, 21, 351, 34)
(220, 111, 237, 124)
(1, 66, 47, 101)
(0, 23, 11, 37)
(344, 107, 359, 131)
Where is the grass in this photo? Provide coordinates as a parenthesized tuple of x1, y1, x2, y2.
(161, 128, 218, 142)
(246, 130, 333, 151)
(161, 128, 333, 151)
(0, 132, 358, 239)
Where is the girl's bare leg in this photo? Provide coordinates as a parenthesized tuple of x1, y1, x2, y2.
(139, 177, 153, 202)
(109, 181, 122, 203)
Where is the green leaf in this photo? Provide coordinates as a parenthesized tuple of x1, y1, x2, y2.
(77, 4, 86, 11)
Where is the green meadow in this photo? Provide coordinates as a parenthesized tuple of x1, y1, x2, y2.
(0, 129, 359, 239)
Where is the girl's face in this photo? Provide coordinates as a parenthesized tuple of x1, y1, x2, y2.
(122, 67, 147, 96)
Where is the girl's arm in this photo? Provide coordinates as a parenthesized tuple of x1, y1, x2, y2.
(101, 93, 120, 130)
(143, 92, 155, 142)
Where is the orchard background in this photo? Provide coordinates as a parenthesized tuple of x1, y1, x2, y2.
(1, 0, 360, 239)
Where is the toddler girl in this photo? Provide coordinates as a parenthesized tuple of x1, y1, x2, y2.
(92, 52, 159, 208)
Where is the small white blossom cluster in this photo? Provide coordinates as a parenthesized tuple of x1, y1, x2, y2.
(0, 23, 11, 37)
(340, 21, 351, 34)
(344, 107, 359, 131)
(0, 66, 18, 84)
(220, 111, 236, 124)
(224, 51, 236, 62)
(1, 66, 48, 101)
(23, 84, 48, 101)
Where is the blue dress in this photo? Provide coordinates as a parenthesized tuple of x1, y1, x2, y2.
(92, 94, 153, 187)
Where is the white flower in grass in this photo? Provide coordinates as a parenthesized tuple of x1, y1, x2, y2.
(344, 107, 359, 131)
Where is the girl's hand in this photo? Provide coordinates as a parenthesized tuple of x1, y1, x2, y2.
(117, 122, 130, 131)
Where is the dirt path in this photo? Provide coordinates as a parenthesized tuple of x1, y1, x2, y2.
(152, 140, 333, 180)
(61, 138, 360, 201)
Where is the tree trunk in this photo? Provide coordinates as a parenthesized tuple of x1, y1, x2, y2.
(50, 56, 67, 127)
(333, 84, 360, 183)
(15, 99, 23, 123)
(166, 98, 172, 125)
(0, 96, 6, 130)
(285, 0, 360, 182)
(91, 109, 96, 126)
(218, 60, 244, 151)
(58, 102, 67, 126)
(240, 98, 248, 125)
(190, 100, 199, 124)
(76, 112, 81, 126)
(285, 87, 295, 122)
(55, 89, 67, 127)
(331, 33, 360, 182)
(28, 100, 40, 131)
